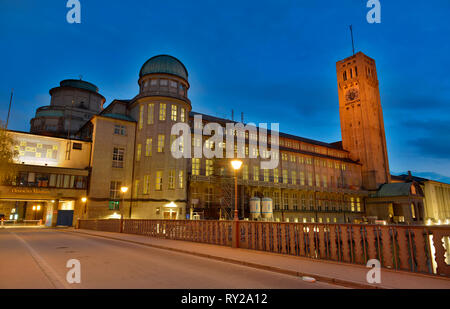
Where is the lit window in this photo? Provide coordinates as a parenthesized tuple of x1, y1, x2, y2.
(138, 105, 144, 129)
(322, 175, 327, 188)
(307, 173, 313, 186)
(169, 170, 175, 189)
(180, 107, 185, 122)
(143, 175, 150, 194)
(273, 169, 279, 183)
(253, 166, 259, 181)
(283, 169, 288, 184)
(300, 171, 305, 185)
(263, 169, 269, 182)
(148, 104, 154, 124)
(171, 105, 177, 121)
(145, 138, 152, 157)
(136, 144, 141, 161)
(243, 165, 248, 180)
(178, 171, 184, 189)
(192, 158, 200, 176)
(158, 135, 165, 152)
(155, 171, 163, 190)
(206, 160, 214, 176)
(159, 103, 166, 121)
(134, 180, 139, 197)
(291, 171, 297, 185)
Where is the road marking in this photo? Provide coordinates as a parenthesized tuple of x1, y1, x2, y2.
(9, 230, 71, 289)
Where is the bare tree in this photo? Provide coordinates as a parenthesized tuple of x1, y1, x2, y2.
(0, 122, 18, 184)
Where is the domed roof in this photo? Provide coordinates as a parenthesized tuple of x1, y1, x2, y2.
(139, 55, 188, 80)
(60, 79, 99, 93)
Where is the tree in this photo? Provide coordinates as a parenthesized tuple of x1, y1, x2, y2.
(0, 122, 18, 184)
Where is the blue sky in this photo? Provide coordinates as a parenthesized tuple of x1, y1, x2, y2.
(1, 1, 449, 182)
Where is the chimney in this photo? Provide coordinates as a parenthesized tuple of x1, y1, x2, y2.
(407, 171, 413, 181)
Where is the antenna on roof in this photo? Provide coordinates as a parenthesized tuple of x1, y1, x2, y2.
(79, 75, 83, 80)
(349, 25, 355, 56)
(231, 109, 234, 121)
(5, 89, 13, 129)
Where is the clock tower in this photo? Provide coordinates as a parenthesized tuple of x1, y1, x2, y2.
(336, 52, 390, 190)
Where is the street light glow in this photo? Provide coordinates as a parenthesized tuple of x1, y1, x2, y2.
(81, 197, 87, 203)
(231, 160, 243, 170)
(121, 186, 129, 193)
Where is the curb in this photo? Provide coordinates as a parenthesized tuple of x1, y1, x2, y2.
(65, 229, 383, 289)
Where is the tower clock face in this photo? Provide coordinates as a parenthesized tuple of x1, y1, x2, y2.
(345, 88, 359, 102)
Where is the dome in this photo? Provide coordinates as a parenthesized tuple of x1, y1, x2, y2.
(139, 55, 188, 80)
(60, 79, 99, 93)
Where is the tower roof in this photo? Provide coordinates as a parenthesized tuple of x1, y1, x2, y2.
(139, 55, 188, 80)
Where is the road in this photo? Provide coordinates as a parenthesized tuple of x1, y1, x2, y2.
(0, 228, 342, 289)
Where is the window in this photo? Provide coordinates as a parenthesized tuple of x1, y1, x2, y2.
(155, 171, 163, 190)
(283, 169, 288, 184)
(242, 165, 248, 180)
(411, 203, 416, 219)
(274, 192, 280, 210)
(145, 138, 152, 156)
(114, 125, 126, 135)
(300, 171, 305, 186)
(350, 197, 355, 212)
(343, 71, 347, 81)
(112, 147, 124, 168)
(192, 158, 200, 176)
(110, 181, 121, 200)
(273, 169, 279, 183)
(316, 174, 320, 187)
(264, 169, 269, 182)
(143, 175, 150, 194)
(357, 197, 361, 212)
(136, 144, 141, 161)
(170, 80, 177, 88)
(292, 194, 298, 210)
(307, 172, 313, 186)
(134, 180, 139, 197)
(147, 104, 154, 125)
(322, 175, 327, 188)
(178, 171, 184, 189)
(171, 105, 177, 121)
(291, 171, 297, 185)
(139, 105, 144, 129)
(159, 103, 166, 121)
(206, 160, 214, 176)
(282, 153, 288, 161)
(160, 79, 168, 86)
(253, 166, 259, 181)
(169, 170, 175, 189)
(72, 142, 82, 150)
(151, 79, 158, 86)
(180, 107, 185, 122)
(158, 134, 165, 152)
(283, 193, 289, 210)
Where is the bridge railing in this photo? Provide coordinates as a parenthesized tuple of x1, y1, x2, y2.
(77, 219, 450, 277)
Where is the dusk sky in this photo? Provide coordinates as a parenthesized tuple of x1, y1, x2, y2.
(1, 1, 449, 183)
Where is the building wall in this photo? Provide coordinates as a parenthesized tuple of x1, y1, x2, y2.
(86, 116, 136, 219)
(423, 181, 450, 224)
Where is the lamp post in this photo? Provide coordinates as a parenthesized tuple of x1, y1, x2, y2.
(231, 160, 242, 248)
(80, 197, 87, 227)
(120, 186, 128, 232)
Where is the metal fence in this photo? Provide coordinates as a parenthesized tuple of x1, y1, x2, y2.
(77, 219, 450, 277)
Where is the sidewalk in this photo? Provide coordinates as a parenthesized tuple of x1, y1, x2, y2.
(67, 228, 450, 289)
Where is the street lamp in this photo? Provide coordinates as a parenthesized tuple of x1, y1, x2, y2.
(120, 186, 128, 219)
(231, 160, 243, 221)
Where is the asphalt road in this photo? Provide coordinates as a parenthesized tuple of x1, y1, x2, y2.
(0, 228, 342, 289)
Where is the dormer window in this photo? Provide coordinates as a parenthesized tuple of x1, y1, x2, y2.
(160, 79, 168, 86)
(151, 79, 158, 86)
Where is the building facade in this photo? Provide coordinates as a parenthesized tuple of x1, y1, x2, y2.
(2, 52, 446, 226)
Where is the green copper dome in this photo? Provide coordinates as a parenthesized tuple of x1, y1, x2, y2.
(60, 79, 99, 93)
(139, 55, 188, 80)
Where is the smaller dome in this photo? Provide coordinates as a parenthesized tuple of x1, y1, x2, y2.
(60, 79, 99, 93)
(140, 55, 188, 80)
